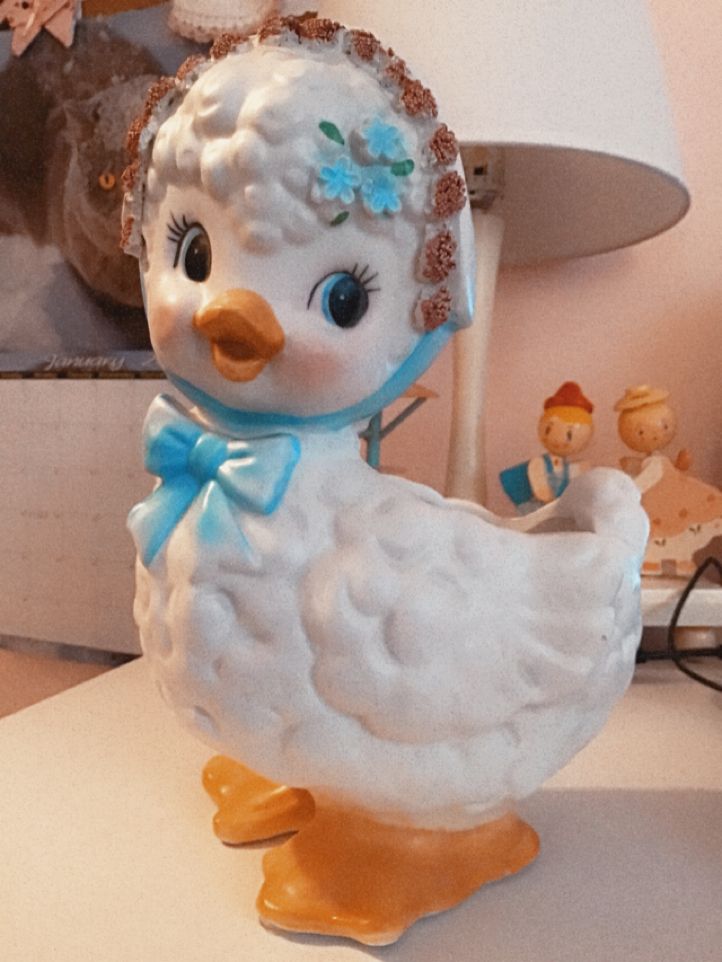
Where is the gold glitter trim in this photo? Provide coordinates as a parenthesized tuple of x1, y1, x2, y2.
(419, 287, 453, 331)
(210, 32, 247, 58)
(385, 56, 408, 87)
(433, 171, 467, 218)
(176, 53, 207, 80)
(429, 124, 459, 166)
(401, 78, 437, 118)
(125, 75, 176, 156)
(297, 17, 341, 42)
(121, 157, 141, 193)
(349, 28, 381, 61)
(120, 216, 134, 251)
(422, 230, 457, 283)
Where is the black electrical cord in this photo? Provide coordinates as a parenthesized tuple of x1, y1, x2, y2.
(666, 556, 722, 692)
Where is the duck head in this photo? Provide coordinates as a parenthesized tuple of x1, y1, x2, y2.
(124, 19, 474, 426)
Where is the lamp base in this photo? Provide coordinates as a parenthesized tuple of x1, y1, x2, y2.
(445, 206, 505, 504)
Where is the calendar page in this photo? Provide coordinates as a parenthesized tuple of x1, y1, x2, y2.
(0, 379, 168, 654)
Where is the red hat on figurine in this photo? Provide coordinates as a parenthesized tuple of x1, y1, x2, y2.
(544, 381, 594, 414)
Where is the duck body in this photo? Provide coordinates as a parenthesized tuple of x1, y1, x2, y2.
(123, 19, 649, 942)
(134, 398, 646, 833)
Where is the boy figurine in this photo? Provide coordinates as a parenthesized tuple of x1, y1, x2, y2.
(500, 381, 594, 514)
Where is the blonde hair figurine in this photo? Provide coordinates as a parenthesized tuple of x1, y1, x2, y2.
(615, 385, 722, 576)
(500, 381, 594, 514)
(615, 384, 690, 476)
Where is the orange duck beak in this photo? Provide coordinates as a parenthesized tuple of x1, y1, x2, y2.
(193, 289, 285, 382)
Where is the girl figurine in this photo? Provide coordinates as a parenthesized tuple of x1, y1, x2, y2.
(615, 385, 722, 576)
(500, 381, 594, 514)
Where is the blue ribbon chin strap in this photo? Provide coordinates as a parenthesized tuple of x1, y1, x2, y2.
(128, 395, 301, 567)
(165, 320, 456, 437)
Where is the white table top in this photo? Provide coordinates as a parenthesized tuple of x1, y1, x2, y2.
(1, 659, 720, 962)
(641, 574, 722, 627)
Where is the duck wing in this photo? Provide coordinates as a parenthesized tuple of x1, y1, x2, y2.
(302, 468, 647, 751)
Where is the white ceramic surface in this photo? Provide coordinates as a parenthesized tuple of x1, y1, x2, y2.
(124, 24, 649, 834)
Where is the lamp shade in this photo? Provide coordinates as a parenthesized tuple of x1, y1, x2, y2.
(319, 0, 690, 265)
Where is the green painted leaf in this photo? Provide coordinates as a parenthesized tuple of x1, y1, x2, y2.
(390, 158, 415, 177)
(319, 121, 345, 145)
(330, 211, 350, 227)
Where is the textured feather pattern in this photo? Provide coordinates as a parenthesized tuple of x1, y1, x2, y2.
(134, 430, 646, 830)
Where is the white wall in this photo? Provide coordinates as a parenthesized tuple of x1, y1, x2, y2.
(383, 0, 722, 513)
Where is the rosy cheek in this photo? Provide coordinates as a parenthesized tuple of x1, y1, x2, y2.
(148, 301, 179, 349)
(147, 280, 198, 352)
(281, 333, 348, 383)
(289, 348, 345, 383)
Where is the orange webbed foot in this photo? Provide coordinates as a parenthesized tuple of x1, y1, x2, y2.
(257, 805, 540, 946)
(202, 755, 314, 845)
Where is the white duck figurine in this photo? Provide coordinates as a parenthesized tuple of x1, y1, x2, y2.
(122, 17, 648, 946)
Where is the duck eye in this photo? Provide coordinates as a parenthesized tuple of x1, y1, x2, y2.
(321, 272, 369, 328)
(180, 226, 212, 282)
(307, 266, 378, 330)
(167, 215, 212, 283)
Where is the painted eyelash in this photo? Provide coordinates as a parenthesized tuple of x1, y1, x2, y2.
(167, 213, 201, 267)
(353, 263, 380, 292)
(167, 213, 190, 243)
(307, 263, 380, 309)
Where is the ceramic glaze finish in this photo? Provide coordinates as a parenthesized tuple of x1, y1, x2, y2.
(143, 184, 426, 417)
(126, 17, 648, 831)
(125, 18, 649, 941)
(124, 36, 474, 410)
(135, 409, 645, 830)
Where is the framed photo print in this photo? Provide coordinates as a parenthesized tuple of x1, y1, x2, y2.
(0, 0, 196, 377)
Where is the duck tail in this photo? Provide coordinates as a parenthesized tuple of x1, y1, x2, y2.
(554, 467, 649, 555)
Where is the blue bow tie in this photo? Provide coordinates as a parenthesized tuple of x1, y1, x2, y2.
(128, 395, 301, 566)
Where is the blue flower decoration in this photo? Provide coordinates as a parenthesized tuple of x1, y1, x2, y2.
(360, 165, 402, 215)
(362, 117, 407, 161)
(318, 156, 361, 204)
